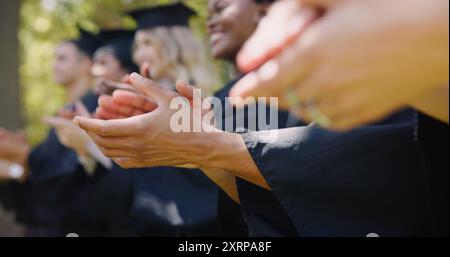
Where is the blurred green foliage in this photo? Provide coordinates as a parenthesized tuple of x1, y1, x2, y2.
(20, 0, 226, 145)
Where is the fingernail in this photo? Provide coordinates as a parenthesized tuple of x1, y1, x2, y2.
(72, 117, 80, 126)
(130, 72, 142, 81)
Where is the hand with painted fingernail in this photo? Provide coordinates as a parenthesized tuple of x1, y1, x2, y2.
(232, 0, 449, 130)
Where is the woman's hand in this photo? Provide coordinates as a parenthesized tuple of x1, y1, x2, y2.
(231, 0, 449, 130)
(74, 73, 270, 190)
(94, 73, 207, 121)
(94, 63, 158, 120)
(95, 90, 157, 120)
(74, 73, 214, 169)
(44, 102, 94, 157)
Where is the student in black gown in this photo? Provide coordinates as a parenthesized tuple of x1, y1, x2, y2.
(0, 26, 102, 236)
(43, 29, 141, 236)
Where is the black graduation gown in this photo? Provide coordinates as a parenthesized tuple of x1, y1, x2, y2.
(14, 91, 101, 236)
(57, 93, 138, 237)
(213, 77, 292, 236)
(416, 113, 449, 236)
(55, 101, 220, 236)
(128, 166, 220, 236)
(60, 162, 136, 236)
(239, 110, 434, 236)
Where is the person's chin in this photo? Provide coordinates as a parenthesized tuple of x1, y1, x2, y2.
(211, 43, 230, 60)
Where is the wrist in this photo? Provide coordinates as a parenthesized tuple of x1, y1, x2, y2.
(195, 130, 248, 171)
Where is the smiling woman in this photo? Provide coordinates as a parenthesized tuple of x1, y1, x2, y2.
(207, 0, 267, 62)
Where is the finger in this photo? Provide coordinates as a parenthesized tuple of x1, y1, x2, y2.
(99, 79, 138, 95)
(58, 108, 77, 119)
(132, 109, 146, 116)
(100, 95, 138, 118)
(95, 107, 128, 120)
(99, 95, 123, 114)
(230, 45, 314, 107)
(238, 2, 320, 73)
(87, 132, 137, 151)
(117, 104, 141, 117)
(129, 72, 172, 102)
(112, 90, 157, 112)
(87, 138, 137, 159)
(42, 116, 68, 128)
(73, 116, 138, 137)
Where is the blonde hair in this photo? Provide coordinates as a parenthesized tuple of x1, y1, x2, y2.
(141, 26, 218, 96)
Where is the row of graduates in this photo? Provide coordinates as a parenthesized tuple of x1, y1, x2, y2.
(0, 0, 448, 237)
(0, 2, 221, 237)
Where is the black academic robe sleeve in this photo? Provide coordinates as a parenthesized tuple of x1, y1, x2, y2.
(241, 111, 431, 236)
(213, 78, 293, 237)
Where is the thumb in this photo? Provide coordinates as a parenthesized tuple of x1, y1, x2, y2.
(129, 72, 170, 103)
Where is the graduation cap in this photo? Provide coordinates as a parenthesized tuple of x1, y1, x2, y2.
(70, 26, 102, 58)
(127, 2, 196, 30)
(98, 29, 138, 73)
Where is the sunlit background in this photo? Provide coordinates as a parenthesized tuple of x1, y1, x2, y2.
(18, 0, 224, 145)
